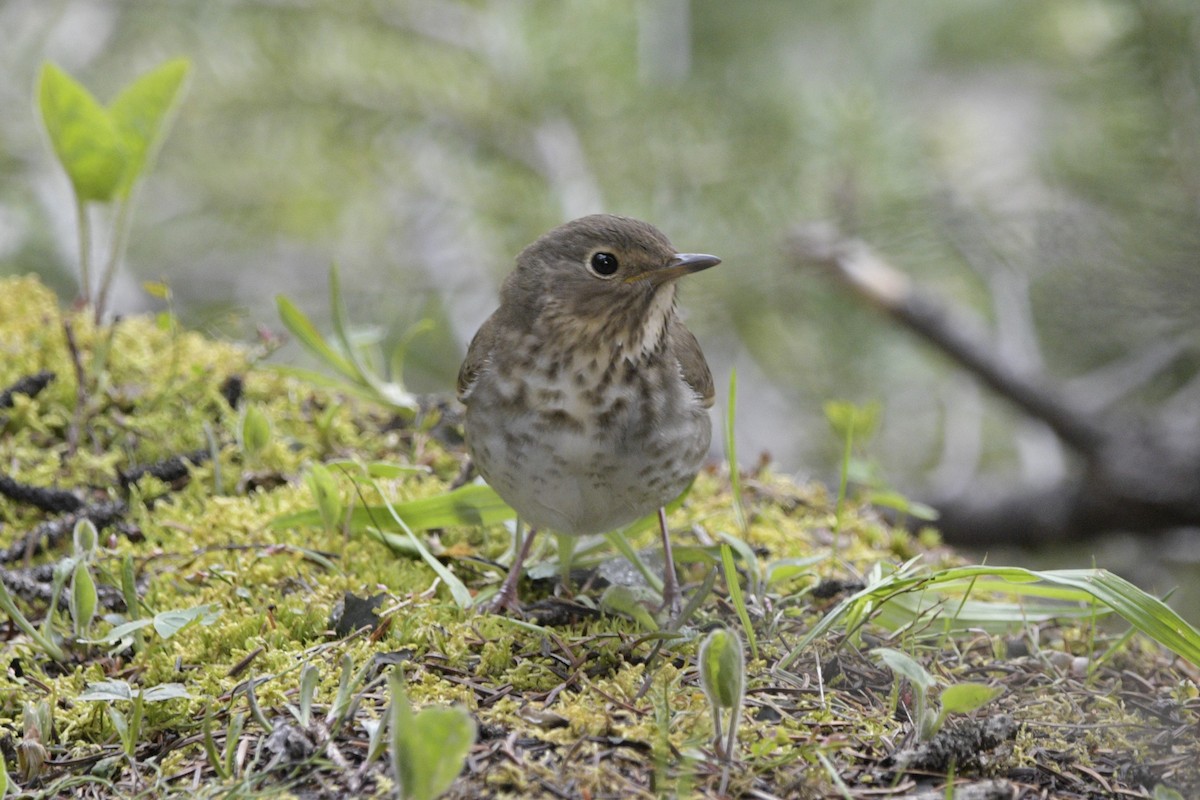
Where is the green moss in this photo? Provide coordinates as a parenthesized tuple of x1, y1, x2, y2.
(1, 275, 1196, 797)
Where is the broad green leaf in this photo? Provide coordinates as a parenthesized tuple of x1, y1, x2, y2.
(939, 682, 1002, 714)
(37, 63, 126, 201)
(390, 669, 476, 800)
(140, 683, 191, 703)
(824, 399, 881, 441)
(599, 585, 661, 630)
(79, 680, 134, 703)
(108, 58, 190, 197)
(79, 680, 189, 703)
(872, 647, 934, 694)
(152, 604, 220, 638)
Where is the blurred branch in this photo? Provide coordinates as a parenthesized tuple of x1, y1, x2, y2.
(788, 222, 1200, 546)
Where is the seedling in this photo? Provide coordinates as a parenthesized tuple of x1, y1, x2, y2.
(276, 265, 422, 415)
(698, 627, 746, 795)
(388, 667, 476, 800)
(37, 59, 190, 319)
(872, 647, 1002, 740)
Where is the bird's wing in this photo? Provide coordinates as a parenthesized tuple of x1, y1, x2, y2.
(456, 312, 500, 403)
(671, 320, 714, 409)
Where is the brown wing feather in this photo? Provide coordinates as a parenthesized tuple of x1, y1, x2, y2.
(456, 313, 500, 404)
(670, 319, 714, 409)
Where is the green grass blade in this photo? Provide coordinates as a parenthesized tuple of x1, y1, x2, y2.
(275, 295, 359, 380)
(273, 483, 514, 533)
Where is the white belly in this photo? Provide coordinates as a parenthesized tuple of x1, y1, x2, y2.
(465, 362, 710, 535)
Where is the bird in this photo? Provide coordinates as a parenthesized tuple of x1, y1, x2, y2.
(457, 214, 720, 613)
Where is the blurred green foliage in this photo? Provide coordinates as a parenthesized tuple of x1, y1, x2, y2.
(1, 0, 1197, 486)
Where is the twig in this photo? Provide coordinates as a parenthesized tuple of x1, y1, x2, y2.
(0, 371, 55, 409)
(789, 223, 1200, 545)
(0, 500, 127, 563)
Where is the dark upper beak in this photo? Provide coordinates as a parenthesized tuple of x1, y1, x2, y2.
(626, 252, 722, 285)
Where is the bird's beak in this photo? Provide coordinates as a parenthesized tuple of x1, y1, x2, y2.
(625, 253, 722, 285)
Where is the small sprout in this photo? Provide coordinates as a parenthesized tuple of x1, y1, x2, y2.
(388, 667, 476, 800)
(298, 663, 320, 727)
(698, 626, 745, 794)
(37, 58, 190, 316)
(72, 517, 98, 557)
(873, 647, 1003, 740)
(306, 463, 344, 534)
(327, 653, 371, 729)
(239, 405, 272, 461)
(69, 560, 98, 637)
(0, 581, 65, 661)
(599, 585, 660, 630)
(119, 553, 144, 653)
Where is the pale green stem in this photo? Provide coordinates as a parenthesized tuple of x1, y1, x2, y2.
(96, 194, 135, 322)
(75, 196, 92, 305)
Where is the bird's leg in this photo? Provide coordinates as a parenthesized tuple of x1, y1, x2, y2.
(657, 507, 682, 616)
(488, 525, 538, 613)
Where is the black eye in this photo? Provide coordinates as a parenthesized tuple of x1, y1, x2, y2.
(590, 252, 619, 277)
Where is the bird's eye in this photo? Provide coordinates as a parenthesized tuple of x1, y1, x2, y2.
(589, 252, 619, 277)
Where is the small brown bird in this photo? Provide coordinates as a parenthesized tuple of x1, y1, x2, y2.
(457, 214, 720, 613)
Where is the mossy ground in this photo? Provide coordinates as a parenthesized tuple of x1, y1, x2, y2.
(1, 275, 1197, 798)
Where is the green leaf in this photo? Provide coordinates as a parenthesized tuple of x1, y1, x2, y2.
(37, 63, 127, 202)
(152, 604, 220, 638)
(305, 463, 344, 531)
(599, 585, 661, 630)
(80, 680, 190, 704)
(140, 683, 191, 703)
(70, 561, 97, 636)
(865, 489, 939, 521)
(240, 405, 272, 457)
(0, 735, 9, 797)
(72, 517, 98, 555)
(108, 58, 190, 197)
(389, 669, 476, 800)
(719, 541, 758, 660)
(780, 564, 1200, 671)
(939, 682, 1002, 714)
(699, 627, 745, 710)
(872, 647, 935, 695)
(823, 399, 881, 442)
(79, 680, 134, 703)
(272, 482, 514, 533)
(276, 294, 359, 380)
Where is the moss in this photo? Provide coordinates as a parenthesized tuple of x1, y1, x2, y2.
(1, 275, 1197, 798)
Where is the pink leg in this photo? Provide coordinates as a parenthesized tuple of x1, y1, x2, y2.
(488, 527, 538, 613)
(658, 507, 681, 615)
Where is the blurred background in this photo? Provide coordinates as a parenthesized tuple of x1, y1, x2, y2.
(2, 1, 1199, 607)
